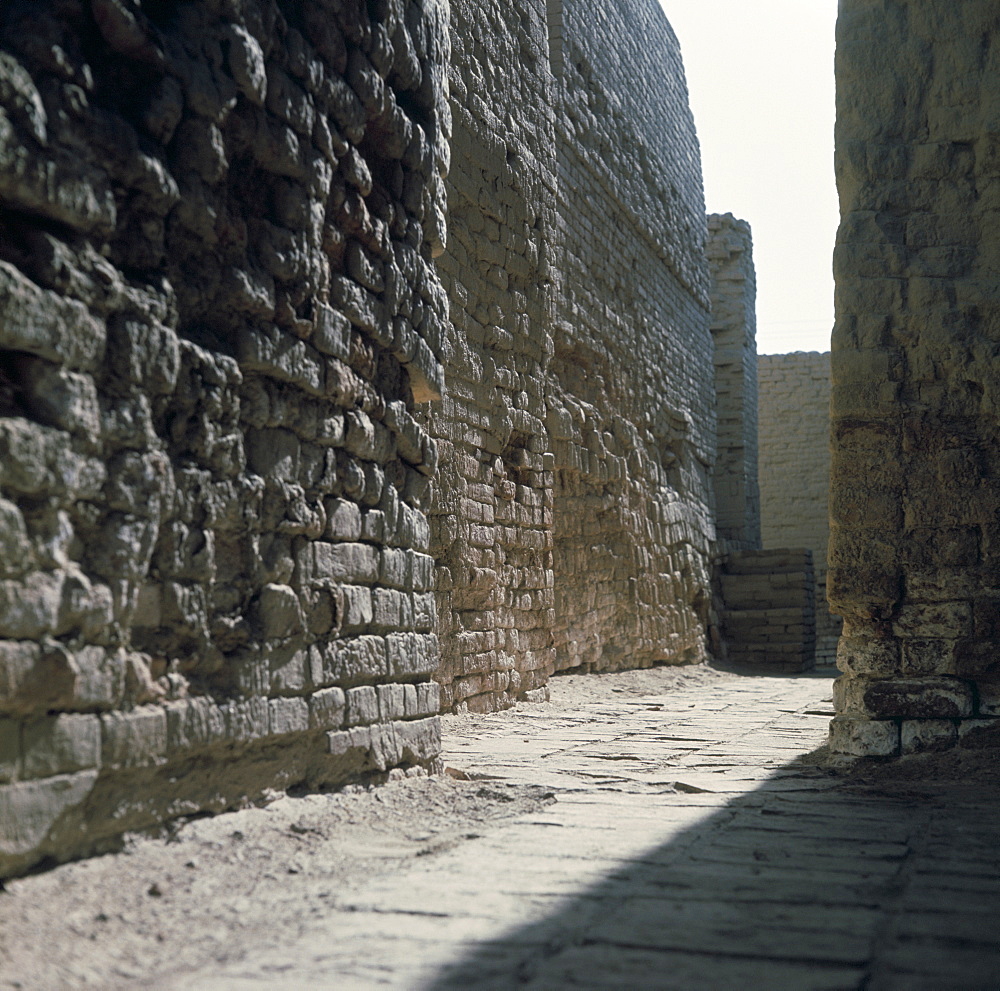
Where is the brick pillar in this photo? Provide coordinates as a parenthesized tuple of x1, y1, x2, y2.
(831, 0, 1000, 755)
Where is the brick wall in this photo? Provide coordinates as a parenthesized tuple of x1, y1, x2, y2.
(831, 0, 1000, 755)
(758, 352, 840, 665)
(548, 0, 716, 676)
(0, 0, 449, 877)
(719, 550, 817, 673)
(425, 0, 557, 713)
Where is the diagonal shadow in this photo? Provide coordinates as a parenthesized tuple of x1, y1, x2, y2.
(425, 748, 1000, 991)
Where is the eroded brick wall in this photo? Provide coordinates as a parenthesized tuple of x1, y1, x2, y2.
(548, 0, 716, 675)
(429, 0, 717, 708)
(424, 0, 557, 713)
(758, 352, 841, 665)
(0, 0, 450, 877)
(831, 0, 1000, 755)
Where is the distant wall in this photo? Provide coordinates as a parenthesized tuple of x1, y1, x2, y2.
(758, 352, 840, 664)
(426, 0, 558, 713)
(428, 0, 718, 711)
(548, 0, 716, 676)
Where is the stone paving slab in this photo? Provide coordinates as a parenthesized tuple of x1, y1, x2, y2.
(6, 665, 1000, 990)
(123, 667, 999, 990)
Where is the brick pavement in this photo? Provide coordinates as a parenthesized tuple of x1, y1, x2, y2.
(155, 668, 1000, 990)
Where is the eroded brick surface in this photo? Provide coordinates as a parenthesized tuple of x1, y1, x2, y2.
(0, 0, 451, 876)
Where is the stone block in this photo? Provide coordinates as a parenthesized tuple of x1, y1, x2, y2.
(345, 686, 378, 727)
(863, 676, 974, 719)
(268, 696, 309, 736)
(317, 636, 388, 685)
(377, 683, 407, 721)
(101, 706, 167, 768)
(976, 681, 1000, 716)
(324, 499, 363, 541)
(0, 771, 98, 873)
(828, 715, 900, 756)
(221, 698, 270, 743)
(957, 718, 1000, 749)
(386, 632, 438, 679)
(296, 541, 379, 586)
(22, 714, 101, 779)
(308, 687, 346, 730)
(900, 719, 957, 755)
(0, 719, 19, 783)
(165, 697, 226, 753)
(326, 726, 371, 759)
(251, 583, 304, 640)
(394, 716, 441, 763)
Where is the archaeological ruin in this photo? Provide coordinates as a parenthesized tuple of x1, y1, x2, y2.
(0, 0, 998, 878)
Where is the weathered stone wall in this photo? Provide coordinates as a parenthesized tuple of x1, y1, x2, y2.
(428, 0, 718, 708)
(548, 0, 716, 675)
(423, 0, 557, 713)
(0, 0, 450, 877)
(758, 352, 840, 665)
(708, 213, 760, 553)
(831, 0, 1000, 754)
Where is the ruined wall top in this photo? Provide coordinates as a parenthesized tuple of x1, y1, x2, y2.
(557, 0, 710, 305)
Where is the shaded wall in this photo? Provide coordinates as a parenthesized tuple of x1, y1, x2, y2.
(425, 0, 557, 713)
(0, 0, 450, 877)
(831, 0, 1000, 754)
(758, 352, 840, 665)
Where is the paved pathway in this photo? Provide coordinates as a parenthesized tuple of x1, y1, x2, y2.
(155, 669, 1000, 991)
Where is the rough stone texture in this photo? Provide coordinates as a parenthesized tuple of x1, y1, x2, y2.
(0, 0, 451, 877)
(0, 0, 757, 875)
(423, 0, 557, 713)
(758, 352, 841, 665)
(547, 0, 715, 678)
(831, 0, 1000, 752)
(719, 549, 817, 673)
(428, 0, 718, 711)
(708, 214, 760, 553)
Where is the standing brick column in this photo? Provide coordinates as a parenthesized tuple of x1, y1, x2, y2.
(708, 213, 760, 553)
(831, 0, 1000, 755)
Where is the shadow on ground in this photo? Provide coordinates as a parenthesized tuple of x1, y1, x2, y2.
(427, 746, 1000, 991)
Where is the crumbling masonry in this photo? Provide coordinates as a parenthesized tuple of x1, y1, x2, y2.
(831, 0, 1000, 755)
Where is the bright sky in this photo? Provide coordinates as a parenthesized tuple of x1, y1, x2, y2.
(661, 0, 839, 354)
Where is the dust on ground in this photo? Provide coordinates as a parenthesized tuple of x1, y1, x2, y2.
(0, 775, 556, 990)
(2, 661, 997, 990)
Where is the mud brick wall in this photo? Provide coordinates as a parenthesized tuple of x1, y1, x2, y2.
(719, 549, 817, 673)
(0, 0, 450, 877)
(831, 0, 1000, 755)
(424, 0, 557, 713)
(548, 0, 716, 675)
(758, 352, 841, 665)
(707, 213, 760, 553)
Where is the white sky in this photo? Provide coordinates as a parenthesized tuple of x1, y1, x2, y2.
(661, 0, 839, 354)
